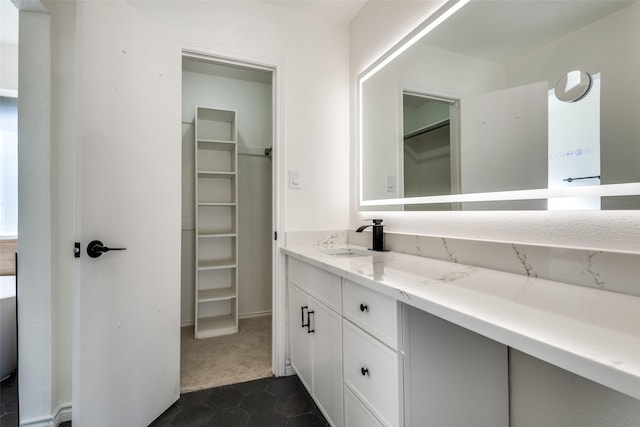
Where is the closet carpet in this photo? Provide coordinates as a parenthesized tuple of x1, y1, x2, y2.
(181, 316, 273, 393)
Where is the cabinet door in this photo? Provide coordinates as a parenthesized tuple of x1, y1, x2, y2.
(311, 300, 343, 427)
(288, 283, 313, 392)
(344, 321, 401, 427)
(344, 385, 384, 427)
(288, 257, 342, 312)
(343, 279, 399, 349)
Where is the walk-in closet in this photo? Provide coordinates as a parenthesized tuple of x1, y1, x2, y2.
(180, 57, 273, 392)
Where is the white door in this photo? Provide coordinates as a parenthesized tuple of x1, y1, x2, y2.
(460, 81, 549, 194)
(548, 74, 601, 210)
(74, 2, 181, 425)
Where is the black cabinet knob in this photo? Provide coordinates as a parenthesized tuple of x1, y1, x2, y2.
(360, 303, 368, 312)
(361, 367, 369, 376)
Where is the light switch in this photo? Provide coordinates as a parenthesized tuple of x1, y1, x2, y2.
(289, 170, 301, 189)
(386, 175, 396, 192)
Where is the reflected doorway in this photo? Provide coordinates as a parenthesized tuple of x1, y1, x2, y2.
(402, 92, 460, 210)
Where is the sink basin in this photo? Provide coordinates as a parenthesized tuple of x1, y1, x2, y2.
(322, 248, 371, 258)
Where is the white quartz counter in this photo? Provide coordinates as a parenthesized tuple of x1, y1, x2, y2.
(281, 245, 640, 401)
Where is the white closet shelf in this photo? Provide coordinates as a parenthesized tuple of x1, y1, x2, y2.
(197, 171, 236, 177)
(194, 106, 238, 339)
(197, 138, 236, 147)
(198, 288, 236, 303)
(197, 202, 236, 207)
(198, 232, 236, 238)
(198, 259, 236, 270)
(196, 314, 237, 339)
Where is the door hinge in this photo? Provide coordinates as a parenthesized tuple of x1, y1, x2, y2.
(73, 242, 81, 258)
(274, 231, 278, 241)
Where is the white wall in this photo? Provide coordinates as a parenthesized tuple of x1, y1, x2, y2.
(129, 0, 351, 232)
(350, 1, 640, 425)
(0, 44, 18, 93)
(460, 81, 548, 194)
(48, 1, 76, 421)
(17, 8, 54, 425)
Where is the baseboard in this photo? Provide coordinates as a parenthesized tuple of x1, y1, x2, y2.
(238, 310, 272, 319)
(284, 360, 296, 377)
(19, 415, 54, 427)
(181, 311, 271, 328)
(180, 310, 271, 328)
(19, 403, 72, 426)
(53, 403, 72, 426)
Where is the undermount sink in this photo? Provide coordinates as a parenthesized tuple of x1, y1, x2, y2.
(322, 248, 371, 258)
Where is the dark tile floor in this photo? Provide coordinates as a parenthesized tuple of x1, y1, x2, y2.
(0, 375, 327, 427)
(151, 376, 329, 427)
(0, 372, 72, 427)
(0, 372, 19, 426)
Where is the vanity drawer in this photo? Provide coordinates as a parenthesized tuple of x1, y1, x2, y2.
(343, 320, 401, 427)
(343, 279, 400, 349)
(344, 385, 384, 427)
(288, 257, 341, 313)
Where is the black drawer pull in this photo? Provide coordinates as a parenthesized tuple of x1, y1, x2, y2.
(306, 310, 315, 334)
(361, 367, 369, 376)
(301, 306, 309, 328)
(360, 303, 369, 312)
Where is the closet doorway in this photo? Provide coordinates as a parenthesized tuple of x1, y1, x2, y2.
(180, 55, 274, 392)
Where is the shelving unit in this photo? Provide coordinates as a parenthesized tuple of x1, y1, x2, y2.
(194, 107, 238, 339)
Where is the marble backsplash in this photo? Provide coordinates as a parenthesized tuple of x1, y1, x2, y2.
(285, 230, 348, 248)
(285, 230, 640, 297)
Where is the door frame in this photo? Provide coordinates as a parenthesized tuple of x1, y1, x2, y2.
(181, 45, 287, 376)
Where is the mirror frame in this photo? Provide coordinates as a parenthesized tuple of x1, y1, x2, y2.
(358, 0, 640, 210)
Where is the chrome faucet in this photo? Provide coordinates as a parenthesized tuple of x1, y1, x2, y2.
(356, 219, 385, 251)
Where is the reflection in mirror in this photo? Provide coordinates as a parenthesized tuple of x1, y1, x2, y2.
(555, 70, 593, 103)
(359, 0, 640, 210)
(549, 73, 601, 210)
(402, 93, 458, 208)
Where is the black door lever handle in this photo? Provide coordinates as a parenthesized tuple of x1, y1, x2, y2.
(87, 240, 127, 258)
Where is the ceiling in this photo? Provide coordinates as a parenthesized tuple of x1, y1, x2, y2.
(258, 0, 367, 24)
(422, 0, 634, 63)
(0, 0, 368, 47)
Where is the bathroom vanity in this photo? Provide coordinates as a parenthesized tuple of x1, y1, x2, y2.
(282, 245, 640, 427)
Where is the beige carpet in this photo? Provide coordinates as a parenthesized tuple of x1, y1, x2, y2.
(180, 316, 273, 393)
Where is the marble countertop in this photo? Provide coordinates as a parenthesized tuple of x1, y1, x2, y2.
(281, 244, 640, 401)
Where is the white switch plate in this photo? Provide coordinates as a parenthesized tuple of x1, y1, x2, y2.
(289, 170, 301, 189)
(386, 175, 396, 192)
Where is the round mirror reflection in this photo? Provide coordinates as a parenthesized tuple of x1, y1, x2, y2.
(555, 70, 592, 103)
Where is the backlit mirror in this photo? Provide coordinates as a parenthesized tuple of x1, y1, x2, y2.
(359, 0, 640, 210)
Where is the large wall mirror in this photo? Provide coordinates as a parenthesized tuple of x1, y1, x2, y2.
(359, 0, 640, 210)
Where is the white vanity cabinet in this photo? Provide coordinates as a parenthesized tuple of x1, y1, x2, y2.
(287, 258, 343, 427)
(342, 279, 403, 427)
(344, 386, 384, 427)
(403, 305, 509, 427)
